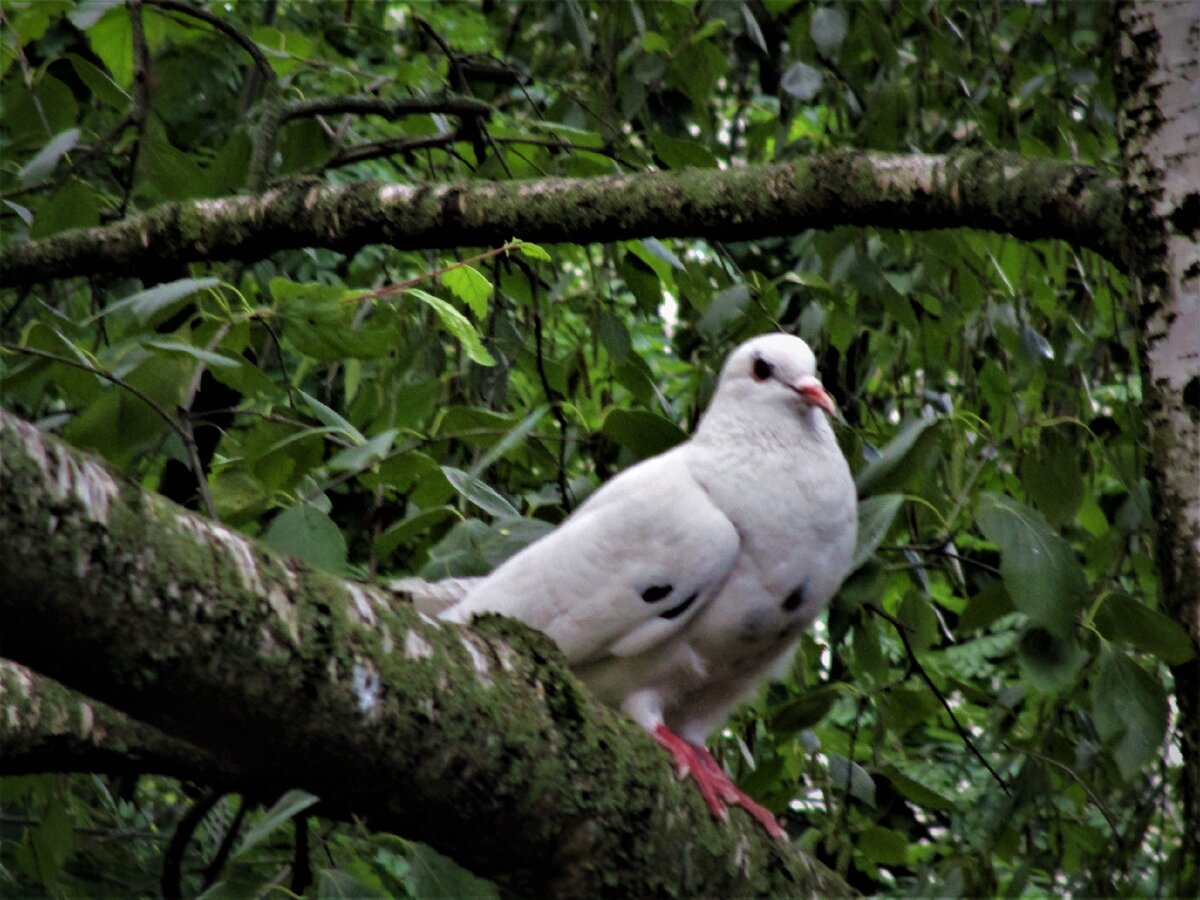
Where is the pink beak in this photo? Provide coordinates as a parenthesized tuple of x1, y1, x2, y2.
(790, 376, 834, 414)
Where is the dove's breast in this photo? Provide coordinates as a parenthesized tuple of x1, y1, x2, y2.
(668, 436, 856, 739)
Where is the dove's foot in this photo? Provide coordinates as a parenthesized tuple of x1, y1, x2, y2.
(652, 725, 785, 839)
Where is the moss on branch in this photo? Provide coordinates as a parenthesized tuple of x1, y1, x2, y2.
(0, 151, 1126, 288)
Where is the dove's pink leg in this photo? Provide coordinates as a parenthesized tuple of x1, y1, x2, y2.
(652, 725, 785, 839)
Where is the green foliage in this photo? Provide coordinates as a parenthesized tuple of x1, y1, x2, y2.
(0, 0, 1189, 897)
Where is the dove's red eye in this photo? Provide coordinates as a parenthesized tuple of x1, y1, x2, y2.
(751, 358, 773, 382)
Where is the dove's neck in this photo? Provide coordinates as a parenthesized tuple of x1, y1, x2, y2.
(692, 396, 837, 458)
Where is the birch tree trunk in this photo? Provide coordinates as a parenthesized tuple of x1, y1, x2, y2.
(1118, 0, 1200, 864)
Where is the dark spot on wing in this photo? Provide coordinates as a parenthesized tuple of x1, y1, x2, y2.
(641, 584, 673, 603)
(660, 592, 699, 620)
(782, 580, 808, 612)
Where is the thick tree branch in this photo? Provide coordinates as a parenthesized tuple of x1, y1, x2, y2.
(0, 408, 849, 898)
(0, 660, 233, 783)
(0, 151, 1127, 287)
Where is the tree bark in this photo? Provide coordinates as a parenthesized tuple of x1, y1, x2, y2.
(0, 660, 235, 784)
(0, 408, 850, 898)
(0, 151, 1126, 287)
(1118, 0, 1200, 868)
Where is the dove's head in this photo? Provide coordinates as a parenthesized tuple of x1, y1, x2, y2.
(714, 333, 835, 417)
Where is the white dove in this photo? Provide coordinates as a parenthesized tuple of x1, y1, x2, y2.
(396, 333, 857, 837)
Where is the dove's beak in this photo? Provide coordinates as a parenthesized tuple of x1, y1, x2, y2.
(790, 376, 834, 415)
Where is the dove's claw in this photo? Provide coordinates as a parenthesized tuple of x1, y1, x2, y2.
(652, 725, 785, 839)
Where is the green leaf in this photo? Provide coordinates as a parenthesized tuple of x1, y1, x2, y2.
(327, 429, 397, 473)
(512, 239, 551, 261)
(878, 683, 939, 734)
(30, 177, 99, 239)
(878, 764, 957, 812)
(859, 826, 909, 866)
(141, 339, 241, 369)
(1093, 593, 1195, 665)
(136, 122, 211, 201)
(468, 405, 549, 477)
(284, 315, 396, 361)
(639, 237, 684, 270)
(1020, 428, 1084, 527)
(440, 265, 492, 320)
(298, 388, 365, 443)
(827, 754, 875, 807)
(19, 797, 73, 883)
(899, 594, 940, 652)
(851, 614, 887, 683)
(86, 7, 133, 87)
(977, 493, 1087, 638)
(649, 132, 719, 169)
(1092, 647, 1169, 780)
(619, 254, 665, 315)
(956, 581, 1013, 634)
(19, 128, 80, 185)
(421, 516, 553, 578)
(770, 684, 844, 733)
(855, 417, 941, 497)
(373, 507, 459, 559)
(263, 505, 348, 574)
(407, 289, 495, 366)
(232, 790, 320, 860)
(87, 276, 220, 325)
(405, 842, 500, 900)
(4, 76, 77, 144)
(559, 0, 593, 54)
(600, 409, 687, 459)
(279, 118, 332, 174)
(597, 311, 632, 362)
(1018, 627, 1084, 693)
(66, 51, 130, 108)
(441, 466, 520, 519)
(697, 283, 751, 337)
(317, 869, 390, 900)
(851, 494, 903, 571)
(641, 31, 670, 53)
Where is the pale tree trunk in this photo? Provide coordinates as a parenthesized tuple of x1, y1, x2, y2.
(1118, 0, 1200, 866)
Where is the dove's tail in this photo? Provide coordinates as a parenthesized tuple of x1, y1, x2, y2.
(390, 576, 483, 616)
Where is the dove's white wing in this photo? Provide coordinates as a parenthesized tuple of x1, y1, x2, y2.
(440, 445, 740, 665)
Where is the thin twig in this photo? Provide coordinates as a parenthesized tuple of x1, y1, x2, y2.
(145, 0, 275, 84)
(200, 795, 249, 889)
(283, 94, 491, 122)
(522, 262, 571, 511)
(120, 0, 152, 217)
(356, 242, 519, 302)
(879, 542, 1002, 576)
(1, 343, 217, 519)
(162, 790, 222, 899)
(325, 131, 462, 169)
(1005, 743, 1119, 838)
(867, 603, 1010, 792)
(0, 5, 53, 137)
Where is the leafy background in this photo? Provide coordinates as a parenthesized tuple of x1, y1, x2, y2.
(0, 0, 1190, 897)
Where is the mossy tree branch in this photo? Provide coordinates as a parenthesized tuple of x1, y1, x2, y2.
(0, 151, 1127, 288)
(0, 408, 850, 899)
